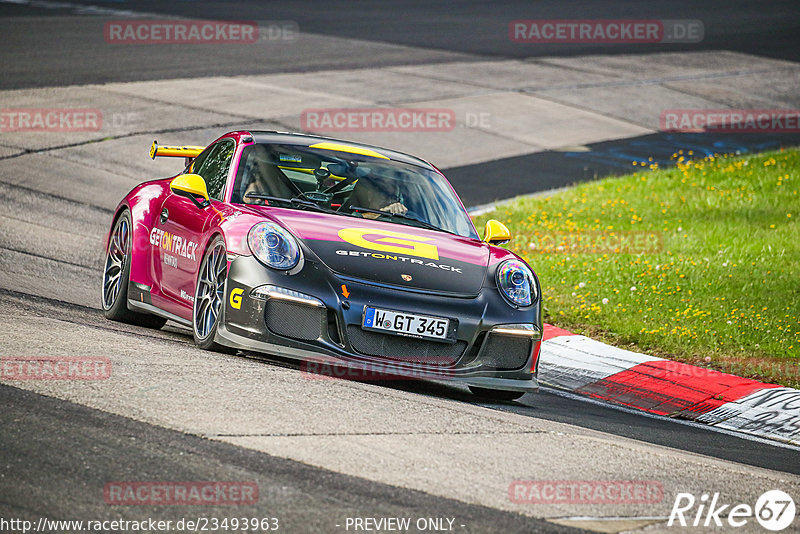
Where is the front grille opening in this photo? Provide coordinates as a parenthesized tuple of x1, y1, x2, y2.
(477, 333, 532, 371)
(346, 326, 466, 366)
(265, 299, 325, 341)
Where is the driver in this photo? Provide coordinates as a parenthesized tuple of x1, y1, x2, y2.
(346, 175, 408, 219)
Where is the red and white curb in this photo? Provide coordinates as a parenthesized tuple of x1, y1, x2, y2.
(539, 324, 800, 446)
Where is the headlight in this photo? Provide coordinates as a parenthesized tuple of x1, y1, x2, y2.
(248, 221, 301, 270)
(497, 259, 537, 307)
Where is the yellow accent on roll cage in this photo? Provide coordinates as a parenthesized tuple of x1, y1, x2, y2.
(307, 142, 389, 160)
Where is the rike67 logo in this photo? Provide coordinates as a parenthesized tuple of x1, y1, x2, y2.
(669, 490, 795, 531)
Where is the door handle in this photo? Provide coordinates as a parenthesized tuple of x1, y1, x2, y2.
(160, 208, 169, 224)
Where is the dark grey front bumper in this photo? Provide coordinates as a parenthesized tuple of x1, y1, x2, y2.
(215, 254, 542, 392)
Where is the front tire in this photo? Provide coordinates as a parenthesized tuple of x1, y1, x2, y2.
(101, 210, 166, 329)
(469, 386, 526, 402)
(192, 237, 231, 352)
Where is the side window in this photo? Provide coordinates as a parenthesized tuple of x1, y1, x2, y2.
(194, 140, 236, 200)
(187, 147, 211, 175)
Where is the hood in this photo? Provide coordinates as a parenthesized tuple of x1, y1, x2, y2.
(260, 208, 489, 296)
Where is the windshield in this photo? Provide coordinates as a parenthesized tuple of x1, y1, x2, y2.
(230, 143, 478, 239)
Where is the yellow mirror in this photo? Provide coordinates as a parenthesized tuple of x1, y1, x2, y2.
(483, 219, 511, 245)
(170, 174, 209, 206)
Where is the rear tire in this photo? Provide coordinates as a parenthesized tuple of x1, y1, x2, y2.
(101, 210, 167, 329)
(469, 386, 526, 402)
(192, 237, 232, 352)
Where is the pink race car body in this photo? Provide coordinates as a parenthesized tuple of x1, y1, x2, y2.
(102, 130, 542, 400)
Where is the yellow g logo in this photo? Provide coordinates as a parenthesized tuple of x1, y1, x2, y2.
(230, 288, 244, 309)
(338, 228, 439, 260)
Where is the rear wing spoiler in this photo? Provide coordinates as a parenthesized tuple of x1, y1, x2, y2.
(150, 140, 204, 166)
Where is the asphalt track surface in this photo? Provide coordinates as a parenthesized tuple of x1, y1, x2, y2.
(1, 0, 799, 89)
(2, 1, 800, 532)
(3, 1, 800, 205)
(0, 384, 574, 533)
(0, 176, 798, 529)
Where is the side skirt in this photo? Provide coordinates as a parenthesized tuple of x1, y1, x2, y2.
(127, 281, 192, 327)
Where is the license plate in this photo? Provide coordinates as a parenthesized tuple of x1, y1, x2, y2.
(362, 306, 451, 342)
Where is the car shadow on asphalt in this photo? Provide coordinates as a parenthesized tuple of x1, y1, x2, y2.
(237, 347, 800, 475)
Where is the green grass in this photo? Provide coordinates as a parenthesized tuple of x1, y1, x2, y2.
(473, 148, 800, 387)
